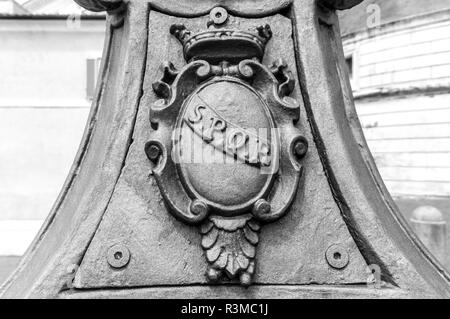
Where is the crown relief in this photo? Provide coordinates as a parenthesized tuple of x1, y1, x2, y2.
(169, 7, 273, 64)
(153, 8, 296, 101)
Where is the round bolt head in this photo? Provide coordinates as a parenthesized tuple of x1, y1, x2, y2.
(190, 200, 209, 216)
(293, 137, 308, 159)
(325, 244, 349, 270)
(240, 272, 252, 287)
(107, 244, 130, 269)
(145, 142, 161, 162)
(206, 267, 221, 282)
(210, 7, 228, 25)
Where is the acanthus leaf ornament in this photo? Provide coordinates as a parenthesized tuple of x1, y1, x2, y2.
(145, 7, 308, 286)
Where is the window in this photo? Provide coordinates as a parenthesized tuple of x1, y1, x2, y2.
(345, 56, 353, 81)
(86, 57, 102, 100)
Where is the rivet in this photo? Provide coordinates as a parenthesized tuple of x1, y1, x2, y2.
(240, 272, 252, 287)
(107, 244, 130, 269)
(206, 267, 221, 282)
(293, 136, 308, 159)
(325, 244, 349, 269)
(209, 7, 228, 25)
(145, 141, 162, 162)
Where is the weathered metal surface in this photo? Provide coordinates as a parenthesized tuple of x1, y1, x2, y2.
(1, 0, 449, 298)
(70, 9, 369, 290)
(318, 0, 364, 10)
(73, 0, 122, 12)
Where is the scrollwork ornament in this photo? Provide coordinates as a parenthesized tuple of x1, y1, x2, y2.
(146, 7, 308, 286)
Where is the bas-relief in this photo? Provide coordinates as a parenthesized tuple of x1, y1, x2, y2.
(74, 7, 369, 289)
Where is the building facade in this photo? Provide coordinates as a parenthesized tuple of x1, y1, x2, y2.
(340, 0, 450, 219)
(0, 0, 105, 262)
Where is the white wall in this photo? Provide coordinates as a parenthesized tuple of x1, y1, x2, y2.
(0, 17, 105, 255)
(345, 11, 450, 96)
(357, 93, 450, 197)
(0, 18, 104, 107)
(344, 11, 450, 199)
(25, 0, 90, 15)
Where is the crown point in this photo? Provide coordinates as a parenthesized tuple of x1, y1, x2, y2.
(170, 24, 185, 36)
(257, 24, 273, 42)
(170, 18, 272, 63)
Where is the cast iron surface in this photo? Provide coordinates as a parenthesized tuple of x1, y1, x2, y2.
(72, 8, 368, 290)
(1, 0, 449, 298)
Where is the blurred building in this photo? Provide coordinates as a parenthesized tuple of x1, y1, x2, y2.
(339, 0, 450, 221)
(0, 0, 105, 269)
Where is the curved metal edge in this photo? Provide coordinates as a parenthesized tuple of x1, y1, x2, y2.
(75, 0, 293, 17)
(74, 0, 123, 12)
(153, 161, 208, 225)
(240, 60, 304, 223)
(74, 0, 126, 28)
(317, 0, 364, 10)
(149, 61, 213, 224)
(0, 1, 150, 298)
(291, 0, 450, 297)
(148, 0, 293, 18)
(244, 60, 300, 123)
(264, 147, 302, 223)
(150, 60, 211, 125)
